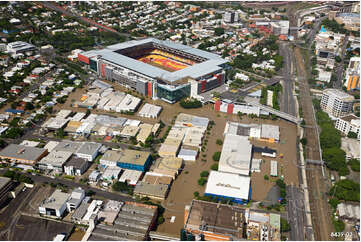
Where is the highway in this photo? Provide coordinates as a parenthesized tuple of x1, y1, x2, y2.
(286, 185, 306, 241)
(279, 42, 296, 116)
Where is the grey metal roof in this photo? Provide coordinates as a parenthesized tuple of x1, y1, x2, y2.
(82, 38, 227, 83)
(0, 144, 47, 162)
(76, 142, 102, 156)
(0, 177, 11, 190)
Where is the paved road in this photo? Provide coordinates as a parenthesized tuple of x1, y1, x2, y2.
(334, 36, 349, 89)
(286, 185, 306, 241)
(279, 42, 296, 116)
(0, 170, 134, 203)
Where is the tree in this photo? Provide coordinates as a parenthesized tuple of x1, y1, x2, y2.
(347, 131, 358, 139)
(216, 139, 223, 145)
(200, 171, 209, 177)
(280, 218, 291, 232)
(329, 179, 360, 202)
(198, 177, 207, 186)
(335, 56, 342, 62)
(214, 27, 225, 36)
(212, 152, 221, 161)
(25, 102, 34, 110)
(193, 191, 199, 198)
(56, 128, 65, 139)
(323, 147, 349, 175)
(300, 138, 307, 146)
(211, 163, 218, 170)
(264, 175, 269, 180)
(328, 198, 340, 210)
(348, 159, 360, 172)
(180, 98, 202, 109)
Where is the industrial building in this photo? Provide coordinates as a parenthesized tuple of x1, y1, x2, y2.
(143, 172, 173, 186)
(0, 144, 48, 164)
(66, 187, 85, 212)
(39, 190, 71, 218)
(218, 134, 253, 176)
(7, 41, 36, 54)
(0, 177, 16, 208)
(118, 169, 143, 186)
(337, 203, 360, 220)
(133, 181, 169, 201)
(117, 149, 152, 172)
(78, 38, 228, 103)
(138, 103, 162, 119)
(204, 171, 251, 204)
(214, 101, 269, 116)
(184, 200, 247, 240)
(75, 142, 102, 161)
(224, 122, 280, 143)
(37, 150, 73, 173)
(321, 89, 355, 118)
(100, 149, 124, 167)
(64, 157, 89, 176)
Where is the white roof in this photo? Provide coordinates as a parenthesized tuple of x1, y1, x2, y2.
(138, 103, 162, 117)
(39, 150, 73, 167)
(40, 189, 70, 210)
(56, 109, 72, 119)
(261, 124, 279, 140)
(205, 171, 250, 200)
(20, 140, 40, 147)
(102, 166, 122, 180)
(44, 141, 59, 152)
(270, 160, 278, 176)
(119, 169, 143, 185)
(218, 134, 252, 176)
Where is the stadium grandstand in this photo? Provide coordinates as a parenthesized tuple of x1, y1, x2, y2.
(78, 38, 228, 103)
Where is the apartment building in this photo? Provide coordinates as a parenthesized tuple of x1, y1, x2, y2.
(320, 89, 354, 118)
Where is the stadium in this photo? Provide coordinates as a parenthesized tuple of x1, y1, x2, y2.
(78, 38, 228, 103)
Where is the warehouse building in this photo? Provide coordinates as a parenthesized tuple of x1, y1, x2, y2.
(64, 157, 89, 176)
(75, 142, 102, 161)
(0, 177, 16, 208)
(37, 150, 73, 173)
(134, 181, 169, 201)
(117, 149, 152, 172)
(136, 123, 154, 143)
(39, 190, 71, 218)
(100, 149, 124, 167)
(118, 169, 143, 186)
(219, 134, 252, 176)
(0, 144, 48, 164)
(204, 171, 251, 204)
(143, 172, 173, 186)
(102, 166, 122, 182)
(78, 38, 228, 103)
(138, 103, 162, 119)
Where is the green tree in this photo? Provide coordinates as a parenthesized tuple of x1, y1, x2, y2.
(214, 27, 225, 36)
(25, 102, 34, 110)
(300, 138, 307, 146)
(210, 163, 218, 170)
(216, 139, 223, 145)
(264, 175, 269, 180)
(193, 191, 199, 198)
(198, 177, 207, 186)
(348, 159, 360, 172)
(347, 131, 358, 139)
(329, 179, 360, 202)
(212, 152, 221, 161)
(200, 171, 209, 177)
(335, 56, 342, 62)
(280, 218, 291, 232)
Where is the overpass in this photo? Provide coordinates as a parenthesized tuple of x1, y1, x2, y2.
(244, 97, 302, 124)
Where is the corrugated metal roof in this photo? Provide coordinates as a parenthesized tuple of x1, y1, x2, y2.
(81, 38, 227, 83)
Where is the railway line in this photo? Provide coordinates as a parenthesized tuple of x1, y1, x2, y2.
(294, 47, 334, 241)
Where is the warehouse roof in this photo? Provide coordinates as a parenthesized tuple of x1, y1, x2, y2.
(65, 157, 88, 169)
(157, 157, 183, 171)
(119, 149, 150, 166)
(54, 141, 82, 154)
(40, 189, 70, 210)
(143, 172, 173, 185)
(38, 150, 73, 167)
(120, 125, 140, 137)
(218, 134, 252, 176)
(82, 38, 227, 83)
(134, 181, 169, 199)
(261, 124, 280, 141)
(0, 144, 47, 162)
(138, 103, 162, 118)
(205, 171, 250, 200)
(118, 169, 143, 185)
(0, 177, 11, 190)
(76, 142, 102, 156)
(175, 113, 209, 129)
(101, 149, 124, 163)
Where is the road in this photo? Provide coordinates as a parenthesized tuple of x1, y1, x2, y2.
(334, 36, 349, 89)
(0, 170, 135, 203)
(286, 185, 305, 241)
(279, 42, 296, 116)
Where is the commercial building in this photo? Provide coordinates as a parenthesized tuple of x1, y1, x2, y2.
(134, 181, 169, 201)
(117, 149, 152, 172)
(78, 38, 227, 103)
(214, 101, 269, 116)
(75, 142, 102, 161)
(143, 172, 173, 186)
(39, 190, 71, 218)
(218, 134, 252, 176)
(184, 200, 247, 240)
(7, 41, 36, 54)
(100, 149, 124, 167)
(178, 148, 198, 161)
(321, 89, 355, 118)
(223, 11, 240, 24)
(335, 114, 360, 139)
(260, 124, 280, 143)
(0, 144, 48, 164)
(118, 169, 143, 185)
(204, 171, 251, 204)
(64, 157, 89, 176)
(102, 166, 122, 182)
(138, 103, 162, 118)
(98, 200, 123, 225)
(37, 150, 73, 173)
(66, 188, 85, 212)
(136, 123, 153, 143)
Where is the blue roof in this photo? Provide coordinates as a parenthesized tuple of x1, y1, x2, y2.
(82, 38, 227, 83)
(5, 109, 24, 114)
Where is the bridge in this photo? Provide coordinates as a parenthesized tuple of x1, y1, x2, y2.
(244, 97, 302, 124)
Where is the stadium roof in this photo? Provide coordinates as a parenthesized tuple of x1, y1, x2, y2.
(81, 38, 227, 83)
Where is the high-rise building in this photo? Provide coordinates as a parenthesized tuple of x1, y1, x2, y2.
(320, 89, 355, 118)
